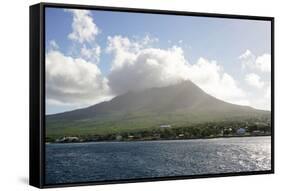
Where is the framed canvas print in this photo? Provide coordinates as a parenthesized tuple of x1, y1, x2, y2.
(29, 2, 274, 188)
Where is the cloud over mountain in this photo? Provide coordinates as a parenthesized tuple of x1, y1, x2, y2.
(45, 9, 271, 113)
(245, 73, 264, 89)
(106, 35, 246, 105)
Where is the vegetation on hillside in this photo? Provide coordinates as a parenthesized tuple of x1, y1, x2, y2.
(46, 115, 271, 143)
(45, 81, 271, 143)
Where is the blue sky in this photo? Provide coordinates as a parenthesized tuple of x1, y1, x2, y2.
(45, 7, 271, 114)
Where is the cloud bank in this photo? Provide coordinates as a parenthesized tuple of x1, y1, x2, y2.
(46, 9, 271, 113)
(107, 36, 188, 94)
(106, 35, 246, 105)
(46, 50, 110, 105)
(240, 49, 271, 73)
(245, 73, 264, 89)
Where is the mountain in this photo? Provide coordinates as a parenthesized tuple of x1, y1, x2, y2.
(46, 80, 270, 140)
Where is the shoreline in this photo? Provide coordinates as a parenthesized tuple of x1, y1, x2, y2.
(45, 134, 271, 144)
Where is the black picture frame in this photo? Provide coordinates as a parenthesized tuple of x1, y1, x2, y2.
(30, 2, 275, 189)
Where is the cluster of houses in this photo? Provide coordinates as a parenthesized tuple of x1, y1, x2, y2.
(221, 121, 269, 136)
(54, 122, 270, 143)
(55, 136, 81, 143)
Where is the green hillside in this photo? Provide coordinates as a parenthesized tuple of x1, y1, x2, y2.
(46, 81, 271, 142)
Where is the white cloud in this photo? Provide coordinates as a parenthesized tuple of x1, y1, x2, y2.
(239, 49, 256, 70)
(187, 58, 246, 103)
(245, 73, 264, 89)
(107, 35, 247, 105)
(66, 9, 101, 64)
(248, 84, 271, 111)
(256, 54, 271, 72)
(46, 50, 110, 105)
(239, 50, 271, 73)
(238, 50, 271, 110)
(239, 49, 253, 60)
(80, 45, 101, 63)
(253, 84, 271, 110)
(49, 40, 59, 50)
(142, 35, 159, 45)
(46, 10, 106, 109)
(66, 9, 99, 43)
(265, 86, 271, 99)
(106, 35, 159, 70)
(107, 35, 188, 94)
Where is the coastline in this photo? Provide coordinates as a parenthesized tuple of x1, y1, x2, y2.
(45, 134, 271, 144)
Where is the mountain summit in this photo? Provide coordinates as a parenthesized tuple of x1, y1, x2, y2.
(46, 80, 269, 139)
(48, 80, 257, 120)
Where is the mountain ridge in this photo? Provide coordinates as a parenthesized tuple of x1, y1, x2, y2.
(47, 80, 261, 119)
(46, 80, 270, 140)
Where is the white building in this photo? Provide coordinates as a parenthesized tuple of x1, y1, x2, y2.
(236, 128, 246, 135)
(160, 124, 171, 128)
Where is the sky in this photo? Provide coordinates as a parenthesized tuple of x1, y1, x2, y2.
(45, 7, 271, 114)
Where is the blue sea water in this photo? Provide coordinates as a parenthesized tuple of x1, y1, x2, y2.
(45, 136, 271, 184)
